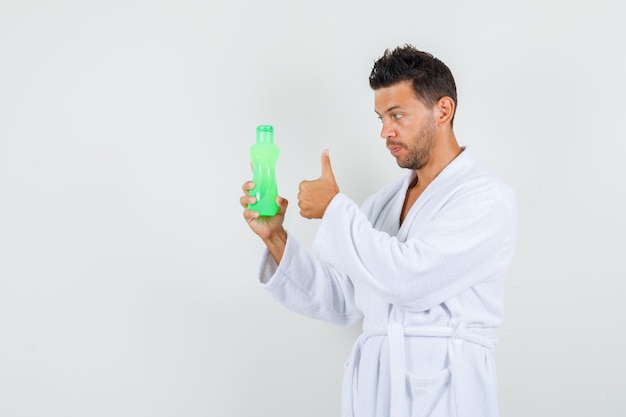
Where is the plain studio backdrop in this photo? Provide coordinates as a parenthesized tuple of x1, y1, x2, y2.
(1, 1, 624, 416)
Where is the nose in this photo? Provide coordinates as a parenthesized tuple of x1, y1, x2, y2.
(380, 119, 395, 140)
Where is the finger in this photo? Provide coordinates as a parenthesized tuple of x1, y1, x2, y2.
(320, 149, 335, 180)
(242, 208, 260, 221)
(276, 196, 289, 214)
(240, 194, 256, 208)
(296, 196, 310, 218)
(242, 181, 255, 193)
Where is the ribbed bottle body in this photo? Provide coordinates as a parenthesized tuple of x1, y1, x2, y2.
(248, 126, 279, 216)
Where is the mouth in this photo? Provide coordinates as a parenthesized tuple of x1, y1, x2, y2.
(387, 144, 404, 156)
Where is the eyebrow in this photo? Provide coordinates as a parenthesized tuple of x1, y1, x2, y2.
(374, 105, 403, 116)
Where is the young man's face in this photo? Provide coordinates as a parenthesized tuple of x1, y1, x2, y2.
(374, 80, 436, 170)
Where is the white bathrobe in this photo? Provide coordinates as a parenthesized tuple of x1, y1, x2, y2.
(258, 148, 517, 417)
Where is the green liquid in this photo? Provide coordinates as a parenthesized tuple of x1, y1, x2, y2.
(248, 125, 279, 216)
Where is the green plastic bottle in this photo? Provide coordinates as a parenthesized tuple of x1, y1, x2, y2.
(248, 125, 280, 216)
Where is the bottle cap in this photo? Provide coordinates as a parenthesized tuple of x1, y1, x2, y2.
(256, 125, 274, 143)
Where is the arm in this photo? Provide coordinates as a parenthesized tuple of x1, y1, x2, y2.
(240, 180, 362, 326)
(314, 184, 517, 312)
(258, 232, 363, 326)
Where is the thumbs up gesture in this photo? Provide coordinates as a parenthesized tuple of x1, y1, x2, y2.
(298, 149, 340, 219)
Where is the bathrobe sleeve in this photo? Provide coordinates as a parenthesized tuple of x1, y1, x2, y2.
(257, 231, 363, 326)
(313, 180, 517, 312)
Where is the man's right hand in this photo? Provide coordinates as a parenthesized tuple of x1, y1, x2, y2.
(240, 181, 288, 264)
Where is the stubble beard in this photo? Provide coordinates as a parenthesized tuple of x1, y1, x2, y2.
(394, 118, 436, 170)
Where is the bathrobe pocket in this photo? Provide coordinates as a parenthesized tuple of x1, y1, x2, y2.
(406, 367, 453, 417)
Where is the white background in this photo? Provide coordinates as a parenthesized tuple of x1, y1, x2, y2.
(1, 1, 624, 416)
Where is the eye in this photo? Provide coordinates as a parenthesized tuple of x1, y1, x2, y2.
(393, 113, 403, 120)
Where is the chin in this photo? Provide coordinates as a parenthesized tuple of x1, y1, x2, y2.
(397, 161, 413, 170)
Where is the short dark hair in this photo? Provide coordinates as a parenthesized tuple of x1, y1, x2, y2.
(369, 45, 457, 124)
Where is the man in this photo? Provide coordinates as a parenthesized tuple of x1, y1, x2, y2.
(240, 45, 516, 417)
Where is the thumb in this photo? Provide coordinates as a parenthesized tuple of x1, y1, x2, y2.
(276, 195, 289, 214)
(320, 149, 335, 180)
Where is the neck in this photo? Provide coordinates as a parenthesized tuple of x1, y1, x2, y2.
(414, 133, 462, 188)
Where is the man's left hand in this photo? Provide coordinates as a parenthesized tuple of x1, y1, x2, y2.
(298, 149, 340, 219)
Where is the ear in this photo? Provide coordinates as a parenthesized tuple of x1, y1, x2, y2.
(434, 96, 455, 127)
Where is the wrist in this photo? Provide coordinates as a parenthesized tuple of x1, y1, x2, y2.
(262, 228, 287, 264)
(262, 227, 286, 245)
